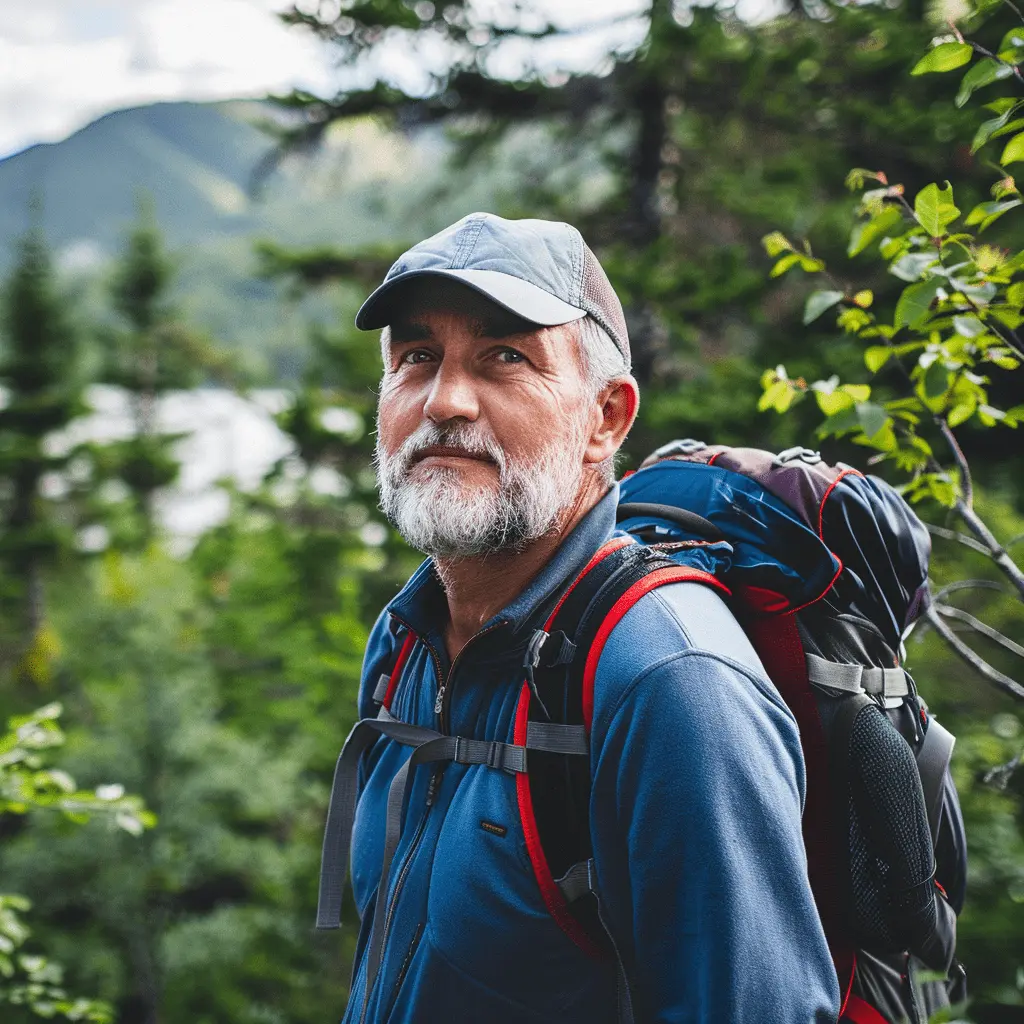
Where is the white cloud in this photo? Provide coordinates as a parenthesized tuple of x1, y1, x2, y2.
(0, 0, 331, 158)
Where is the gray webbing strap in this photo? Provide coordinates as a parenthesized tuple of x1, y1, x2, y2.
(526, 721, 589, 755)
(358, 720, 591, 1015)
(555, 859, 595, 903)
(916, 717, 955, 846)
(805, 653, 909, 698)
(317, 717, 590, 928)
(554, 858, 633, 1024)
(317, 717, 442, 930)
(372, 673, 391, 703)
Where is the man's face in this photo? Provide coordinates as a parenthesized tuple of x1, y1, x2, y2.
(374, 281, 598, 558)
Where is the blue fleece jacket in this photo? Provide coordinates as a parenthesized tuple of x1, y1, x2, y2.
(342, 485, 840, 1023)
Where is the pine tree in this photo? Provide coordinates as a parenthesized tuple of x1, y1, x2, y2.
(0, 222, 84, 674)
(101, 202, 229, 544)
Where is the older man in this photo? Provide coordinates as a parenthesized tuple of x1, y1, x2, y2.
(318, 213, 839, 1023)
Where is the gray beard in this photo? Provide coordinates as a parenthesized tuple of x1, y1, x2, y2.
(374, 418, 587, 559)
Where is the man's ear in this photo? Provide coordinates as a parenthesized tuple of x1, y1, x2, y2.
(583, 376, 639, 468)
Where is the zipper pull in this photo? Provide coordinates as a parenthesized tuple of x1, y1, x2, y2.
(426, 770, 440, 806)
(433, 684, 446, 716)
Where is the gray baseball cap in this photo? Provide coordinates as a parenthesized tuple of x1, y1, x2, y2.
(355, 212, 630, 363)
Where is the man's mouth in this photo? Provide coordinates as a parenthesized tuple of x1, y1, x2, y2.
(411, 445, 495, 465)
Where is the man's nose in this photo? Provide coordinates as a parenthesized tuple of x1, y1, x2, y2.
(422, 360, 480, 424)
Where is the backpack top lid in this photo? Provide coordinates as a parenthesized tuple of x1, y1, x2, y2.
(619, 442, 931, 648)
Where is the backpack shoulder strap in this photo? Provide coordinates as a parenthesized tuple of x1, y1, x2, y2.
(916, 716, 955, 846)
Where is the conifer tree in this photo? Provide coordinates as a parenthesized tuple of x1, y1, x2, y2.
(0, 223, 84, 671)
(95, 203, 231, 545)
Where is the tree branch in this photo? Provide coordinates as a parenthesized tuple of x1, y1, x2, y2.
(925, 605, 1024, 701)
(934, 602, 1024, 660)
(939, 418, 973, 508)
(952, 496, 1024, 602)
(926, 522, 991, 557)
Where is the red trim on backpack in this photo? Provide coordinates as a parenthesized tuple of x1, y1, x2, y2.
(817, 467, 864, 540)
(706, 450, 724, 466)
(543, 536, 635, 630)
(581, 566, 730, 730)
(513, 682, 606, 959)
(744, 610, 856, 1013)
(382, 632, 416, 711)
(841, 993, 891, 1024)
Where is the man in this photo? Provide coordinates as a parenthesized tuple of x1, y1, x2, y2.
(328, 212, 839, 1022)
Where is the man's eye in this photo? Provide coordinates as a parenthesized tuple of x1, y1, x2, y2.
(496, 348, 526, 364)
(400, 349, 434, 365)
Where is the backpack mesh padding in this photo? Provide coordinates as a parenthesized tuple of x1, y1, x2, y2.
(847, 704, 936, 954)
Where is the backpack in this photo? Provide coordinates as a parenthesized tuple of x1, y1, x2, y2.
(520, 440, 967, 1024)
(317, 439, 967, 1024)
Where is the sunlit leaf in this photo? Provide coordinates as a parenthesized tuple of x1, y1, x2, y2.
(848, 206, 904, 256)
(865, 346, 893, 372)
(761, 231, 793, 257)
(1001, 131, 1024, 165)
(895, 278, 943, 329)
(955, 58, 1013, 108)
(914, 182, 959, 236)
(911, 42, 973, 75)
(803, 290, 844, 324)
(889, 252, 938, 281)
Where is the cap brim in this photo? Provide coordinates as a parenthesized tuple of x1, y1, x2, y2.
(355, 268, 587, 331)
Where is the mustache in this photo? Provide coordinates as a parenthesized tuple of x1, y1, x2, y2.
(380, 421, 507, 479)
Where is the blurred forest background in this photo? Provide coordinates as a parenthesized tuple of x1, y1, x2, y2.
(0, 0, 1022, 1021)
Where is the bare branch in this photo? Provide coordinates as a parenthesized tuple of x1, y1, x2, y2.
(940, 420, 973, 509)
(953, 497, 1024, 602)
(1001, 0, 1024, 27)
(983, 748, 1023, 790)
(935, 602, 1024, 660)
(926, 522, 991, 557)
(931, 579, 1010, 603)
(925, 606, 1024, 702)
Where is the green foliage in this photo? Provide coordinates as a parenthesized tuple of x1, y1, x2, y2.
(0, 705, 152, 1022)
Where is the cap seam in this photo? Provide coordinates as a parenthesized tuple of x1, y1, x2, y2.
(451, 214, 487, 270)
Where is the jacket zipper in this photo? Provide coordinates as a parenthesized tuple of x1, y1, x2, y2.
(434, 620, 506, 731)
(362, 612, 507, 1019)
(359, 769, 440, 1024)
(381, 921, 424, 1023)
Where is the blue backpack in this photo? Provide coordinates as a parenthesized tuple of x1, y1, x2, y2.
(319, 440, 967, 1024)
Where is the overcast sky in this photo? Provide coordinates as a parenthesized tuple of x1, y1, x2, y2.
(0, 0, 333, 158)
(0, 0, 673, 160)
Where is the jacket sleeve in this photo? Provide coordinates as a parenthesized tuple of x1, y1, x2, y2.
(589, 644, 840, 1024)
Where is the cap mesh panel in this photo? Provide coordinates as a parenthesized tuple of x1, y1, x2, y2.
(580, 245, 630, 363)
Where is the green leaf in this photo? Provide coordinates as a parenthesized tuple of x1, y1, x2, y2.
(761, 231, 793, 257)
(1007, 281, 1024, 306)
(965, 198, 1020, 224)
(1001, 131, 1024, 165)
(972, 104, 1022, 151)
(770, 252, 801, 278)
(865, 346, 893, 372)
(911, 42, 973, 75)
(923, 360, 950, 398)
(947, 400, 976, 426)
(889, 252, 938, 282)
(816, 389, 855, 416)
(856, 402, 889, 439)
(955, 58, 1013, 108)
(758, 379, 789, 411)
(914, 182, 960, 236)
(953, 315, 986, 337)
(986, 97, 1019, 113)
(803, 290, 844, 324)
(848, 206, 903, 256)
(895, 278, 943, 329)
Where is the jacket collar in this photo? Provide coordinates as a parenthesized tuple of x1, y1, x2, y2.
(387, 483, 621, 640)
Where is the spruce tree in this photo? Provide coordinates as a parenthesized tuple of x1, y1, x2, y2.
(0, 223, 84, 674)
